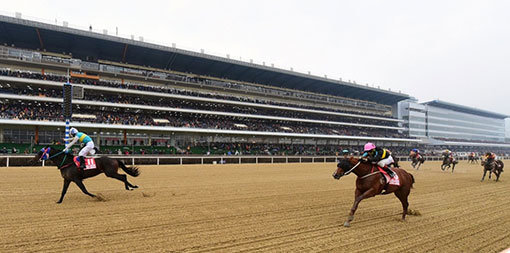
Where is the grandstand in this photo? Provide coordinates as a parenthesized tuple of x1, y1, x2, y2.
(0, 14, 508, 158)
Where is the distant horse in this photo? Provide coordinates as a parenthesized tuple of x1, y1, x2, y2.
(468, 155, 479, 164)
(333, 157, 416, 227)
(34, 147, 140, 203)
(410, 155, 425, 170)
(441, 156, 458, 173)
(481, 159, 504, 182)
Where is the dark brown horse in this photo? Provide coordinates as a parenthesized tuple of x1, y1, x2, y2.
(333, 157, 415, 227)
(441, 156, 458, 173)
(410, 155, 425, 170)
(34, 147, 140, 203)
(481, 159, 504, 182)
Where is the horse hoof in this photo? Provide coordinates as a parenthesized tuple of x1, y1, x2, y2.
(56, 201, 62, 204)
(343, 222, 351, 227)
(133, 185, 139, 188)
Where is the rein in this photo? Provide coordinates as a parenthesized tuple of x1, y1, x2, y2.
(360, 170, 381, 179)
(343, 161, 361, 176)
(41, 148, 72, 169)
(49, 151, 65, 160)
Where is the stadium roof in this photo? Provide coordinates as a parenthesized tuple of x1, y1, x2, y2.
(422, 100, 508, 119)
(0, 15, 410, 105)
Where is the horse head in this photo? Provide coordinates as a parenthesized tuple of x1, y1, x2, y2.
(333, 157, 361, 180)
(34, 146, 64, 162)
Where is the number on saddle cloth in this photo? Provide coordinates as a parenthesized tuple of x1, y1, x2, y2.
(73, 157, 97, 170)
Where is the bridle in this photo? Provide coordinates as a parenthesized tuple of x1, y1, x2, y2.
(339, 161, 361, 177)
(39, 147, 69, 168)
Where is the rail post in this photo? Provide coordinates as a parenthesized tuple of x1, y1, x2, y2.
(62, 82, 72, 155)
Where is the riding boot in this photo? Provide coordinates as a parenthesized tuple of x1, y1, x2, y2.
(79, 156, 86, 169)
(383, 166, 396, 178)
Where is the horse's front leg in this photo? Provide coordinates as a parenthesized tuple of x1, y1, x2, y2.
(57, 179, 71, 204)
(481, 170, 487, 181)
(344, 188, 377, 227)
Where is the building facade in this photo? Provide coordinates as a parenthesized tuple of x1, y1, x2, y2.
(399, 100, 508, 143)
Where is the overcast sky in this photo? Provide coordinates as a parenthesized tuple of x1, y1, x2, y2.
(2, 0, 510, 132)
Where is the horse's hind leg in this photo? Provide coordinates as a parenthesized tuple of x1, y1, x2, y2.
(395, 188, 410, 220)
(106, 173, 138, 190)
(74, 180, 96, 198)
(57, 179, 71, 204)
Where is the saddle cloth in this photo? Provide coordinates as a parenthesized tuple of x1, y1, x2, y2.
(377, 167, 400, 186)
(73, 157, 97, 170)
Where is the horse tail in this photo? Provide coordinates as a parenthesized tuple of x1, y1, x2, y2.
(410, 173, 415, 188)
(117, 159, 140, 177)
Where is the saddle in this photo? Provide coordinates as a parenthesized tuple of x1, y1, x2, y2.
(375, 166, 400, 186)
(73, 157, 97, 170)
(372, 166, 400, 188)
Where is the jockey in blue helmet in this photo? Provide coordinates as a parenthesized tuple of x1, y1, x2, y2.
(65, 127, 95, 169)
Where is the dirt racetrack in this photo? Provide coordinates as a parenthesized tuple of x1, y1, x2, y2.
(1, 160, 509, 252)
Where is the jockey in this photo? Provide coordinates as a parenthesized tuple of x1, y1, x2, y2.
(442, 149, 452, 159)
(361, 142, 396, 177)
(65, 127, 95, 169)
(485, 152, 496, 163)
(342, 149, 350, 158)
(410, 148, 420, 158)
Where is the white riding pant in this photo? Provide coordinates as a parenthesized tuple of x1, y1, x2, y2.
(377, 156, 394, 168)
(79, 141, 95, 156)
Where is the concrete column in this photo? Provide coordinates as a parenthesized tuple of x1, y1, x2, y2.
(34, 126, 39, 144)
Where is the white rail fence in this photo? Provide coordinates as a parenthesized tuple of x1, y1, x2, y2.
(1, 155, 506, 167)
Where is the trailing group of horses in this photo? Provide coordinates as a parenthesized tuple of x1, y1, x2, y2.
(33, 146, 504, 228)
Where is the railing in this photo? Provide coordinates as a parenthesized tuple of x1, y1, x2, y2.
(1, 155, 508, 167)
(1, 155, 342, 167)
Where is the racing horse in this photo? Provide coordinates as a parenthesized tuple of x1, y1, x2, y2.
(410, 155, 425, 170)
(34, 146, 140, 203)
(481, 159, 504, 182)
(333, 157, 416, 227)
(441, 156, 458, 173)
(468, 155, 479, 164)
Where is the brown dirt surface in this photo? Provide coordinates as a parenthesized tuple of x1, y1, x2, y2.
(1, 160, 509, 252)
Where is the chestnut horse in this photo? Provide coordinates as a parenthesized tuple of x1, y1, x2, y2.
(333, 157, 415, 227)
